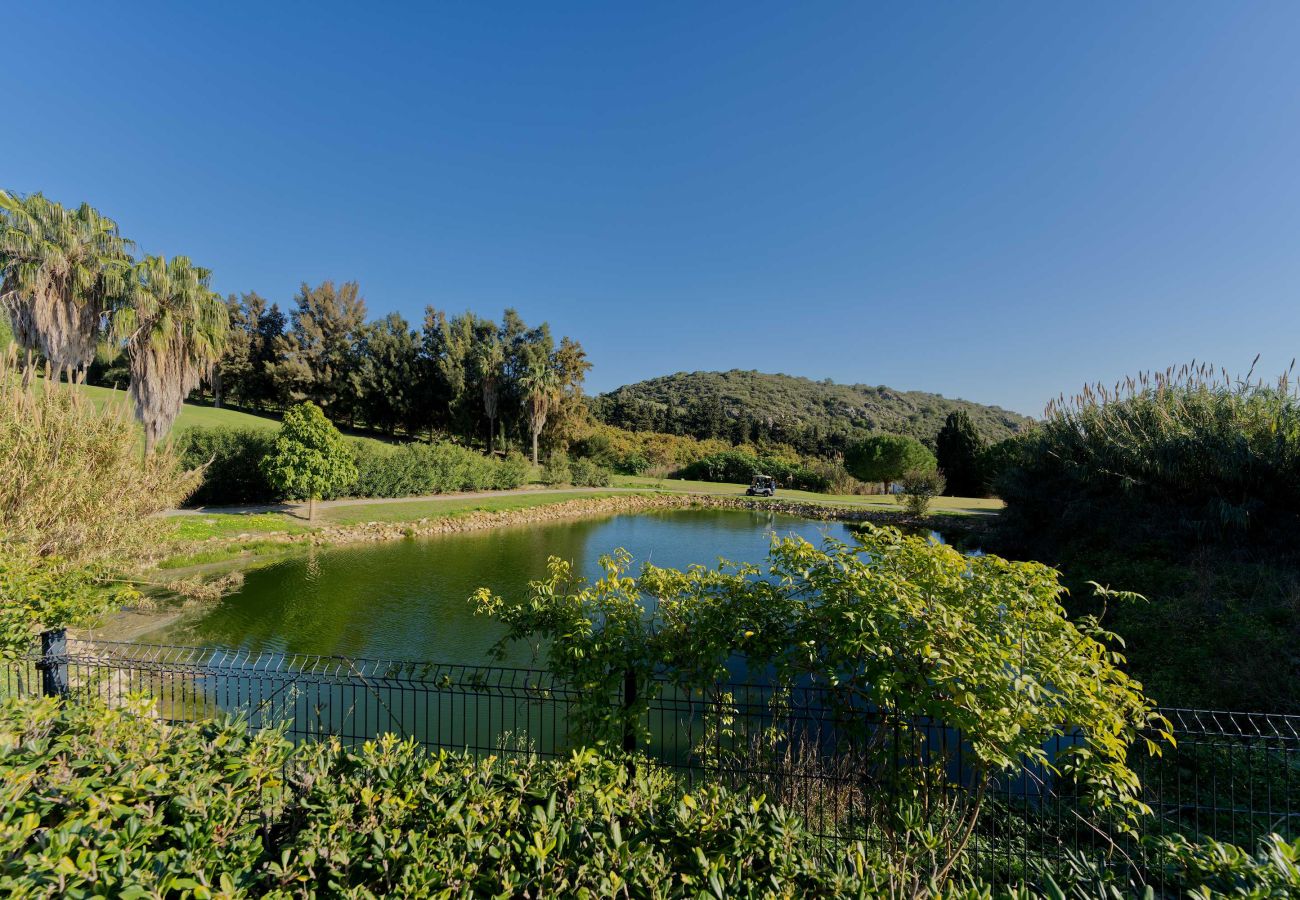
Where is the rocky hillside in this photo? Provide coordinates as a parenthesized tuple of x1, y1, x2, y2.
(591, 370, 1031, 454)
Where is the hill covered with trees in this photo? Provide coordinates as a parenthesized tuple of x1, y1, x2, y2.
(591, 370, 1031, 456)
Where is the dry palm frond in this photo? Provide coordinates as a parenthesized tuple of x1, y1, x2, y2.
(0, 189, 131, 374)
(114, 255, 229, 453)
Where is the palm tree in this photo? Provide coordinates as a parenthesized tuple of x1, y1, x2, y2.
(475, 335, 505, 453)
(114, 255, 228, 455)
(0, 190, 131, 382)
(520, 358, 560, 467)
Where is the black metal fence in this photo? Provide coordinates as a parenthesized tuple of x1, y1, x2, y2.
(4, 631, 1298, 889)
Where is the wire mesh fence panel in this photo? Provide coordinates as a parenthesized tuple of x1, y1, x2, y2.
(4, 634, 1297, 889)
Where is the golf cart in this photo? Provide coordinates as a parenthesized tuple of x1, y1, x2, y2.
(746, 474, 777, 497)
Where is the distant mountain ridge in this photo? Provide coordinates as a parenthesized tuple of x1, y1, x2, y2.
(591, 369, 1032, 452)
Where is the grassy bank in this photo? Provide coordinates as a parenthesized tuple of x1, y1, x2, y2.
(610, 474, 1003, 515)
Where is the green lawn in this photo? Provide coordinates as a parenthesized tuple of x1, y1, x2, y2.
(318, 491, 637, 525)
(609, 475, 1003, 516)
(77, 383, 283, 431)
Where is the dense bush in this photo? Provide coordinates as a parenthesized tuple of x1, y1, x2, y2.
(897, 467, 946, 516)
(678, 449, 833, 492)
(568, 456, 612, 487)
(540, 451, 571, 485)
(176, 426, 277, 505)
(1, 365, 199, 651)
(993, 365, 1300, 712)
(175, 426, 530, 505)
(571, 422, 731, 475)
(0, 697, 873, 898)
(998, 365, 1300, 555)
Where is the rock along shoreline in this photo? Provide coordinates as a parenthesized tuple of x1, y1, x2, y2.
(196, 492, 968, 554)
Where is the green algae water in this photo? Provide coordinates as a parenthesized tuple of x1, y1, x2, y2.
(135, 508, 857, 664)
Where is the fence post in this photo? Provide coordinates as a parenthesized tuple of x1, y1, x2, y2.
(622, 666, 637, 773)
(38, 627, 69, 699)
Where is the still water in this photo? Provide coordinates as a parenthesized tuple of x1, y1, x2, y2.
(137, 509, 858, 664)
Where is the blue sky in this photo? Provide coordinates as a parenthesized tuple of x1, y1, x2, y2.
(5, 2, 1300, 416)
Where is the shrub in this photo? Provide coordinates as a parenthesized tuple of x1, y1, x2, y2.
(175, 426, 278, 505)
(1160, 832, 1300, 898)
(678, 450, 832, 492)
(494, 450, 531, 490)
(897, 467, 946, 516)
(474, 529, 1167, 885)
(0, 697, 873, 898)
(541, 451, 572, 486)
(569, 457, 612, 487)
(0, 360, 199, 650)
(0, 696, 292, 897)
(998, 364, 1300, 556)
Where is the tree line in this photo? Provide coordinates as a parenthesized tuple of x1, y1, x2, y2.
(203, 285, 589, 461)
(0, 190, 589, 463)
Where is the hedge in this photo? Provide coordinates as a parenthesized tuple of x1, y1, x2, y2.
(1, 697, 1293, 897)
(175, 426, 529, 506)
(0, 697, 867, 898)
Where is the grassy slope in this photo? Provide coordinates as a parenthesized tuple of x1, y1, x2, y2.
(77, 383, 283, 431)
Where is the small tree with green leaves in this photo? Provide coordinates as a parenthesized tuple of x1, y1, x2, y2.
(897, 467, 945, 516)
(261, 402, 356, 520)
(472, 528, 1168, 891)
(844, 433, 936, 493)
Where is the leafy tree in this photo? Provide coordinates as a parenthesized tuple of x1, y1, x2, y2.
(520, 358, 560, 466)
(934, 410, 986, 497)
(270, 280, 367, 421)
(844, 433, 935, 492)
(261, 401, 356, 520)
(113, 255, 229, 455)
(0, 189, 131, 380)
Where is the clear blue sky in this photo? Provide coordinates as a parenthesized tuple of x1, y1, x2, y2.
(5, 2, 1300, 416)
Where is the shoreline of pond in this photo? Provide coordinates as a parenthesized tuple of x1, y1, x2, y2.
(170, 492, 986, 556)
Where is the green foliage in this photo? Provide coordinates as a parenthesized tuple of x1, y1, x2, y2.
(540, 450, 572, 486)
(177, 426, 530, 505)
(0, 695, 292, 897)
(571, 422, 732, 475)
(568, 457, 612, 487)
(845, 433, 936, 487)
(1000, 363, 1300, 554)
(897, 467, 946, 516)
(935, 410, 986, 497)
(348, 439, 528, 497)
(175, 426, 277, 505)
(1161, 832, 1300, 898)
(0, 697, 878, 898)
(592, 369, 1030, 458)
(678, 449, 836, 492)
(473, 528, 1167, 881)
(993, 363, 1300, 711)
(0, 360, 199, 650)
(261, 402, 356, 510)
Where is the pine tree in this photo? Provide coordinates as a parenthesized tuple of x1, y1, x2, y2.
(935, 410, 986, 497)
(270, 281, 367, 422)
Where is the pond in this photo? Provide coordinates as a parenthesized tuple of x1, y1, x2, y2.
(128, 508, 862, 665)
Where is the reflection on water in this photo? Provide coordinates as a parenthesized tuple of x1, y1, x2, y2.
(137, 509, 858, 664)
